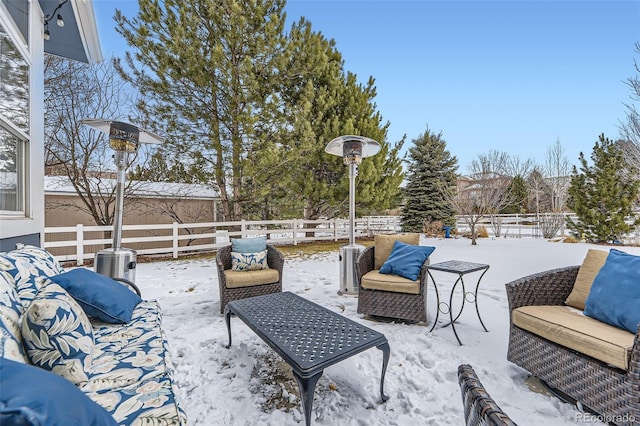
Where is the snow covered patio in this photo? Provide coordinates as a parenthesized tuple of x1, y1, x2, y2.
(134, 237, 634, 425)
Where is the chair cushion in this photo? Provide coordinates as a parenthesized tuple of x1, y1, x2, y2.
(231, 250, 269, 271)
(584, 249, 640, 333)
(21, 283, 94, 386)
(224, 269, 280, 288)
(512, 305, 634, 370)
(373, 233, 420, 269)
(565, 248, 608, 310)
(0, 357, 118, 426)
(49, 268, 142, 324)
(361, 270, 420, 294)
(231, 237, 267, 253)
(379, 241, 434, 281)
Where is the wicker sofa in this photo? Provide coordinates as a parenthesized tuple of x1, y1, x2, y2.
(0, 245, 187, 425)
(506, 249, 639, 426)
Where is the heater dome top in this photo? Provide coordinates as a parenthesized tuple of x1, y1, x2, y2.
(80, 118, 164, 145)
(324, 135, 381, 158)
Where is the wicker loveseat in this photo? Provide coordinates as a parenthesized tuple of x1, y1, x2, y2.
(506, 249, 639, 426)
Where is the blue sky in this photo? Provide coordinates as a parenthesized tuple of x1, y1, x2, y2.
(93, 0, 640, 170)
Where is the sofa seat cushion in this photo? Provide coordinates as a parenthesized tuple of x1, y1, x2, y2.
(224, 269, 279, 288)
(85, 375, 188, 426)
(361, 270, 420, 295)
(85, 301, 172, 392)
(512, 305, 634, 370)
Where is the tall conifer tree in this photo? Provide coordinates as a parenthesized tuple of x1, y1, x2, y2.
(115, 2, 403, 221)
(567, 134, 640, 242)
(401, 129, 458, 232)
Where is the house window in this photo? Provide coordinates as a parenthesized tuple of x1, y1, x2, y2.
(0, 15, 29, 216)
(0, 126, 24, 213)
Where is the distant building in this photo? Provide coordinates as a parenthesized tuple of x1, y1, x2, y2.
(45, 175, 221, 255)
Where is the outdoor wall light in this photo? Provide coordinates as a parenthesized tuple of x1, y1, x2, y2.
(42, 0, 68, 39)
(325, 135, 381, 295)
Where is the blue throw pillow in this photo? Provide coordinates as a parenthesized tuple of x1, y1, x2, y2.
(231, 237, 267, 253)
(584, 249, 640, 333)
(49, 269, 142, 324)
(379, 241, 435, 281)
(0, 357, 118, 426)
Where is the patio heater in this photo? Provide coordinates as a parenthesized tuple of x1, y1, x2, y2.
(80, 119, 163, 283)
(325, 135, 381, 295)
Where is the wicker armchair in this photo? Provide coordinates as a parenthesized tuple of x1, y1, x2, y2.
(216, 244, 285, 313)
(458, 364, 517, 426)
(506, 266, 640, 424)
(356, 243, 430, 323)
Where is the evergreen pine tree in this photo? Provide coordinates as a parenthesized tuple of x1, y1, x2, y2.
(400, 129, 458, 232)
(501, 175, 528, 214)
(567, 134, 640, 242)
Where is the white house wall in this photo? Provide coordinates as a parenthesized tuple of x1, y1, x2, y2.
(0, 1, 45, 249)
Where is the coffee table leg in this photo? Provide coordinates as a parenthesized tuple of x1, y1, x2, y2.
(224, 308, 232, 349)
(377, 342, 390, 402)
(292, 371, 322, 426)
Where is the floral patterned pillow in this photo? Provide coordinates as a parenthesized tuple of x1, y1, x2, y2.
(231, 250, 269, 271)
(1, 245, 64, 309)
(21, 283, 94, 385)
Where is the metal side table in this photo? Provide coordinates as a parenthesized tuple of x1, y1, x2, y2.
(224, 292, 390, 426)
(426, 260, 490, 345)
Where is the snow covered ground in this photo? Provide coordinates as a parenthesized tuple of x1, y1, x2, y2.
(133, 237, 637, 425)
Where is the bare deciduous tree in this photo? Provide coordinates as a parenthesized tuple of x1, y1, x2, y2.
(451, 151, 514, 245)
(620, 42, 640, 168)
(44, 54, 144, 228)
(544, 138, 571, 212)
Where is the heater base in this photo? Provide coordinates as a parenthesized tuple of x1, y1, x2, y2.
(95, 248, 137, 283)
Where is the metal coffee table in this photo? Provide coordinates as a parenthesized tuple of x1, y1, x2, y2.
(224, 291, 390, 426)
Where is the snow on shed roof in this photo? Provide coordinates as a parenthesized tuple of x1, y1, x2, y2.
(45, 176, 219, 200)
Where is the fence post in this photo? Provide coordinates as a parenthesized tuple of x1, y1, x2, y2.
(241, 220, 247, 238)
(76, 224, 84, 266)
(292, 220, 298, 246)
(172, 222, 179, 258)
(334, 218, 338, 241)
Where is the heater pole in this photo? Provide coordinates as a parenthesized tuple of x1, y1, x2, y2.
(348, 163, 357, 245)
(112, 151, 128, 250)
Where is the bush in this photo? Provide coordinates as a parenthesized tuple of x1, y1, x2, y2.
(423, 219, 444, 237)
(477, 225, 489, 238)
(562, 235, 579, 243)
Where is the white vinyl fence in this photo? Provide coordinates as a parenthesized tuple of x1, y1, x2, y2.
(45, 213, 640, 265)
(44, 216, 402, 265)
